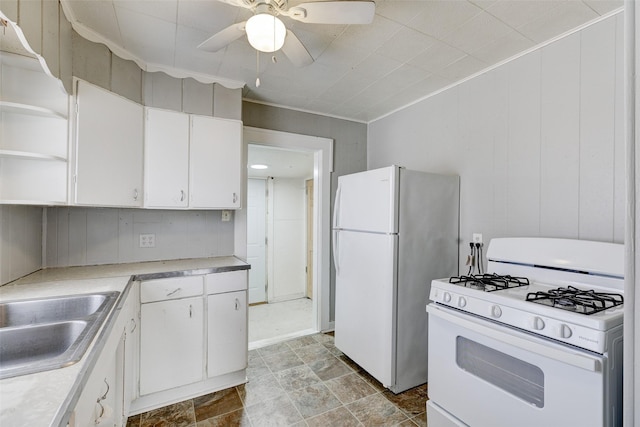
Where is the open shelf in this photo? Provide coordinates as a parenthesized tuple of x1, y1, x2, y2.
(0, 101, 67, 119)
(0, 149, 67, 162)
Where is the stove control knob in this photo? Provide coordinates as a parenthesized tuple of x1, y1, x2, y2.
(443, 292, 452, 303)
(457, 297, 467, 308)
(530, 316, 545, 330)
(559, 324, 572, 339)
(490, 305, 502, 318)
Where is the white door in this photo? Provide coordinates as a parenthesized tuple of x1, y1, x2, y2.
(247, 179, 267, 304)
(269, 178, 307, 302)
(334, 229, 397, 387)
(334, 166, 399, 233)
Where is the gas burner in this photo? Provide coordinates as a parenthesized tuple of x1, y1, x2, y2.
(449, 273, 530, 292)
(526, 286, 624, 315)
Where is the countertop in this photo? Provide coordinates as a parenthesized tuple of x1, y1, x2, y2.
(0, 256, 249, 427)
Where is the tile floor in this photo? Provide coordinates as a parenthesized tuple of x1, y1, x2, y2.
(248, 298, 313, 345)
(126, 333, 428, 427)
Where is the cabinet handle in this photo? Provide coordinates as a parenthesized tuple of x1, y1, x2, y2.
(96, 400, 105, 423)
(95, 379, 109, 425)
(180, 190, 185, 202)
(166, 288, 181, 297)
(189, 304, 193, 318)
(232, 192, 238, 203)
(133, 188, 139, 201)
(99, 378, 110, 401)
(130, 318, 137, 333)
(235, 298, 240, 311)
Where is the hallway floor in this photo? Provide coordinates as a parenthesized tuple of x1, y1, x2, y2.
(126, 333, 428, 427)
(248, 298, 313, 346)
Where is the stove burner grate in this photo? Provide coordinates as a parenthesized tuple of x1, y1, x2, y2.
(526, 286, 623, 315)
(449, 273, 530, 292)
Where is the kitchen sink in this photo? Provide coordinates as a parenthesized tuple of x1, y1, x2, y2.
(0, 292, 119, 379)
(0, 293, 113, 328)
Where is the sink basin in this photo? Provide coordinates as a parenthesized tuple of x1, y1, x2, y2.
(0, 321, 87, 368)
(0, 293, 112, 328)
(0, 292, 119, 379)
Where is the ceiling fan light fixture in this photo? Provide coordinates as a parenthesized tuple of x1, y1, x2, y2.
(246, 13, 286, 53)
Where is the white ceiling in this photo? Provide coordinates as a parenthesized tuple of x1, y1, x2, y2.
(247, 144, 314, 178)
(60, 0, 622, 123)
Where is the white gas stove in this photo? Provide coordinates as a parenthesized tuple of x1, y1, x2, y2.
(426, 237, 624, 427)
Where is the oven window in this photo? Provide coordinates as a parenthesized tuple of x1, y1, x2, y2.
(456, 336, 544, 408)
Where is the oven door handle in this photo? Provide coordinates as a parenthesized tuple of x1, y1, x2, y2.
(427, 305, 601, 372)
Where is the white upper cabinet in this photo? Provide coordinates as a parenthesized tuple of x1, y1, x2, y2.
(190, 115, 242, 209)
(144, 108, 189, 208)
(0, 53, 69, 205)
(74, 80, 143, 207)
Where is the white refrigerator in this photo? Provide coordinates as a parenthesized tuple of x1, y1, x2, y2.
(333, 165, 459, 393)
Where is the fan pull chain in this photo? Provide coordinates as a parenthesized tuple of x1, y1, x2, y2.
(255, 50, 261, 87)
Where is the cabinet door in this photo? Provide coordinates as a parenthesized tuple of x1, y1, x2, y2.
(121, 284, 139, 422)
(75, 80, 143, 207)
(72, 331, 122, 427)
(207, 291, 247, 377)
(140, 296, 203, 395)
(144, 108, 189, 207)
(190, 115, 242, 209)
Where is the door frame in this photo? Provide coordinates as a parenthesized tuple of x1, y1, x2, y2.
(236, 127, 333, 332)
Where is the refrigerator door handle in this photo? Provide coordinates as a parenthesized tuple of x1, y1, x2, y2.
(333, 230, 340, 275)
(333, 184, 342, 229)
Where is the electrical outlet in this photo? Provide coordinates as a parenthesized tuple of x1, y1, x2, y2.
(472, 233, 483, 244)
(221, 210, 231, 222)
(139, 233, 155, 248)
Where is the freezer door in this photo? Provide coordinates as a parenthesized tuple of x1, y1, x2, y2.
(334, 166, 399, 233)
(334, 230, 397, 387)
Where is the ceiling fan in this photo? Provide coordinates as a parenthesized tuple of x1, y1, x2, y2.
(197, 0, 376, 67)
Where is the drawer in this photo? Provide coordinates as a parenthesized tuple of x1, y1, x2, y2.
(205, 270, 247, 295)
(141, 275, 203, 303)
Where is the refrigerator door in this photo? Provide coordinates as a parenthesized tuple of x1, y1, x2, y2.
(334, 166, 399, 234)
(334, 229, 397, 387)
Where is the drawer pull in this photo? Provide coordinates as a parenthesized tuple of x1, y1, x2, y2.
(235, 298, 240, 311)
(99, 378, 110, 401)
(189, 304, 193, 318)
(166, 288, 182, 297)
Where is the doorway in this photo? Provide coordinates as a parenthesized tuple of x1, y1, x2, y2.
(247, 145, 315, 347)
(242, 127, 333, 350)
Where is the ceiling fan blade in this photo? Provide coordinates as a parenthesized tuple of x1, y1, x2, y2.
(197, 22, 246, 52)
(281, 30, 314, 67)
(214, 0, 252, 9)
(287, 1, 375, 24)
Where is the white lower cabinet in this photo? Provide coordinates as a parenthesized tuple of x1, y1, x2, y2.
(208, 291, 247, 378)
(139, 296, 204, 395)
(71, 332, 122, 427)
(131, 270, 248, 414)
(70, 285, 138, 427)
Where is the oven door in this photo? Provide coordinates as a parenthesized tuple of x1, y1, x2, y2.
(427, 303, 610, 427)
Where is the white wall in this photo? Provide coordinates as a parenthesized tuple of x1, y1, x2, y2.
(45, 207, 234, 267)
(268, 178, 307, 302)
(0, 205, 42, 284)
(368, 13, 624, 272)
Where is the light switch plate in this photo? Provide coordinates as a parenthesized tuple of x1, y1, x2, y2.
(221, 210, 231, 222)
